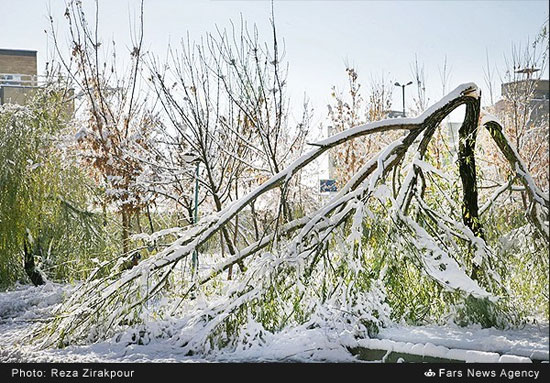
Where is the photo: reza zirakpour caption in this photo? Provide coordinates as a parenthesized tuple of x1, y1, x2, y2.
(12, 367, 135, 379)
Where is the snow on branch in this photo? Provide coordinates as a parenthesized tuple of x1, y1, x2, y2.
(40, 82, 548, 348)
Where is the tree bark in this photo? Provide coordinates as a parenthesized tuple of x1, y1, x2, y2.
(121, 209, 137, 267)
(458, 98, 483, 279)
(23, 234, 46, 286)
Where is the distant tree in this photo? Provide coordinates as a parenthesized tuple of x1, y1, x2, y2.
(410, 55, 429, 115)
(49, 0, 156, 261)
(148, 17, 311, 277)
(327, 68, 394, 186)
(480, 24, 549, 199)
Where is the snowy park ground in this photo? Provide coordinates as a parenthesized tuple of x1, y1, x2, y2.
(0, 282, 548, 363)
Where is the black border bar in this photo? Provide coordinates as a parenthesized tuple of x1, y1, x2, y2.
(1, 362, 548, 382)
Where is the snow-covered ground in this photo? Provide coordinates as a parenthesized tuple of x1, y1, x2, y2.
(0, 282, 548, 363)
(0, 282, 357, 362)
(376, 323, 549, 361)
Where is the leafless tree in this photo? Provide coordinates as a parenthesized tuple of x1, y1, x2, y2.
(147, 16, 311, 277)
(327, 68, 394, 186)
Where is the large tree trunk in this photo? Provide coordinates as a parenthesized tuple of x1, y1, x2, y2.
(458, 98, 484, 279)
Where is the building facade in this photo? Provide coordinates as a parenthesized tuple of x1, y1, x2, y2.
(494, 78, 549, 126)
(0, 48, 39, 105)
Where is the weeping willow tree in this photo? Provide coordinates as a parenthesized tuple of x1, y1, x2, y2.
(35, 82, 548, 354)
(0, 86, 113, 288)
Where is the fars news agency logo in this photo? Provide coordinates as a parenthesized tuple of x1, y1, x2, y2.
(424, 369, 436, 378)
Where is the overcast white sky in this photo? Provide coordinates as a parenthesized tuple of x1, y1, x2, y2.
(0, 0, 548, 124)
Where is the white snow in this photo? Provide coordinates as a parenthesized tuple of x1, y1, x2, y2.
(377, 323, 549, 361)
(352, 338, 509, 363)
(480, 111, 503, 127)
(0, 282, 70, 323)
(0, 283, 357, 362)
(2, 82, 546, 364)
(395, 209, 493, 299)
(1, 283, 547, 363)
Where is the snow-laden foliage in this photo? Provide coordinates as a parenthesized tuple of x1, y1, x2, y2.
(30, 82, 548, 357)
(3, 283, 547, 362)
(0, 88, 115, 287)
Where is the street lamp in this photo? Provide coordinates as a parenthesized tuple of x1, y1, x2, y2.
(183, 152, 201, 273)
(394, 81, 413, 117)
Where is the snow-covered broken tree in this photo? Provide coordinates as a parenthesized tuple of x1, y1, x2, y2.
(37, 83, 548, 353)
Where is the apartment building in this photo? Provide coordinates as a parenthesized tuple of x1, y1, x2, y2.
(0, 48, 39, 105)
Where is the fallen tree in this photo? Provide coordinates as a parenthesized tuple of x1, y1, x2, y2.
(37, 83, 548, 350)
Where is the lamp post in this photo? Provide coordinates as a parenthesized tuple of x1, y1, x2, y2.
(394, 81, 413, 117)
(183, 152, 201, 273)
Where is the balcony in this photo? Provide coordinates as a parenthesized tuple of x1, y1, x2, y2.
(0, 73, 38, 87)
(0, 73, 41, 105)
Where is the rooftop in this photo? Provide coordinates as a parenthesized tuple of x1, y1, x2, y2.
(0, 48, 37, 57)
